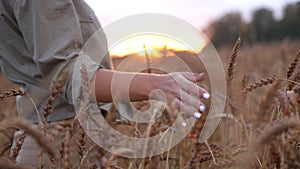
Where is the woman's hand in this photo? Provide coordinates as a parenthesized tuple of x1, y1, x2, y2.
(151, 72, 209, 118)
(94, 69, 209, 118)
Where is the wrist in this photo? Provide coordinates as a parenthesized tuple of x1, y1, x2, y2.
(128, 73, 162, 101)
(142, 73, 162, 97)
(152, 74, 177, 96)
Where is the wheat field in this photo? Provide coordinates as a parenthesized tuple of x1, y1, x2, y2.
(0, 39, 300, 169)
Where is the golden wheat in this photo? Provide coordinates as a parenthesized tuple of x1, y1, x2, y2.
(243, 77, 277, 92)
(43, 70, 69, 134)
(10, 131, 26, 162)
(287, 50, 300, 79)
(227, 36, 241, 82)
(1, 41, 300, 169)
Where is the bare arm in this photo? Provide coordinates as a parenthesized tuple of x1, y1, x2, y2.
(94, 69, 210, 117)
(94, 69, 158, 102)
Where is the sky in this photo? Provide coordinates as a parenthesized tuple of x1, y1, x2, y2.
(84, 0, 299, 56)
(85, 0, 299, 30)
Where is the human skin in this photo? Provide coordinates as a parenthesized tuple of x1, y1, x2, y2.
(94, 69, 210, 118)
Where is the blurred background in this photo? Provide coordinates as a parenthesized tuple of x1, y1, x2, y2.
(86, 0, 300, 49)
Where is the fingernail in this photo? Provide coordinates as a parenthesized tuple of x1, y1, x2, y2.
(181, 121, 187, 127)
(193, 112, 202, 119)
(203, 93, 210, 99)
(199, 105, 206, 112)
(199, 73, 205, 77)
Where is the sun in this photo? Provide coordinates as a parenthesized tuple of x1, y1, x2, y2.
(109, 34, 206, 57)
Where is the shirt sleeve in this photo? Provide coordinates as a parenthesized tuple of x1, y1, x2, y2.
(1, 0, 112, 122)
(12, 0, 111, 102)
(13, 0, 84, 74)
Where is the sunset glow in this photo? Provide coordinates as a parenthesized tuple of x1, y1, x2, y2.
(84, 0, 298, 58)
(109, 34, 206, 57)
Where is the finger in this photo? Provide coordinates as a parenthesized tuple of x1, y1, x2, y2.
(177, 90, 206, 113)
(173, 74, 210, 99)
(179, 72, 205, 82)
(173, 97, 202, 119)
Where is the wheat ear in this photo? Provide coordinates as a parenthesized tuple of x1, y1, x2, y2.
(62, 125, 72, 169)
(243, 77, 277, 92)
(10, 131, 27, 162)
(12, 118, 56, 158)
(143, 45, 152, 74)
(246, 119, 300, 167)
(0, 89, 26, 99)
(43, 70, 69, 133)
(227, 36, 241, 82)
(287, 50, 300, 79)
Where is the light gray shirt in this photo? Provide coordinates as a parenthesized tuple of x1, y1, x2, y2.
(0, 0, 111, 123)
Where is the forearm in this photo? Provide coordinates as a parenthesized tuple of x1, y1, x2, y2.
(94, 69, 161, 102)
(94, 69, 209, 118)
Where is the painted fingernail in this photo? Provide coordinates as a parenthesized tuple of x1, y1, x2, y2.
(203, 93, 210, 99)
(181, 121, 187, 127)
(199, 105, 206, 112)
(199, 73, 205, 77)
(193, 112, 202, 119)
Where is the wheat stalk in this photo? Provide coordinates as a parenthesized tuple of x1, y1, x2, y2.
(0, 89, 26, 99)
(0, 158, 33, 169)
(43, 70, 69, 133)
(204, 140, 216, 164)
(143, 45, 152, 74)
(227, 36, 241, 82)
(276, 90, 292, 116)
(287, 50, 300, 79)
(257, 81, 281, 116)
(11, 118, 56, 158)
(10, 131, 26, 162)
(0, 89, 44, 130)
(0, 143, 12, 157)
(112, 119, 135, 126)
(246, 119, 300, 167)
(208, 158, 235, 169)
(62, 125, 72, 169)
(77, 121, 86, 160)
(46, 121, 68, 141)
(105, 149, 133, 168)
(243, 77, 277, 92)
(231, 146, 248, 157)
(78, 62, 91, 127)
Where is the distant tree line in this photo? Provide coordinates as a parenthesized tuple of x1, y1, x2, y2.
(205, 2, 300, 48)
